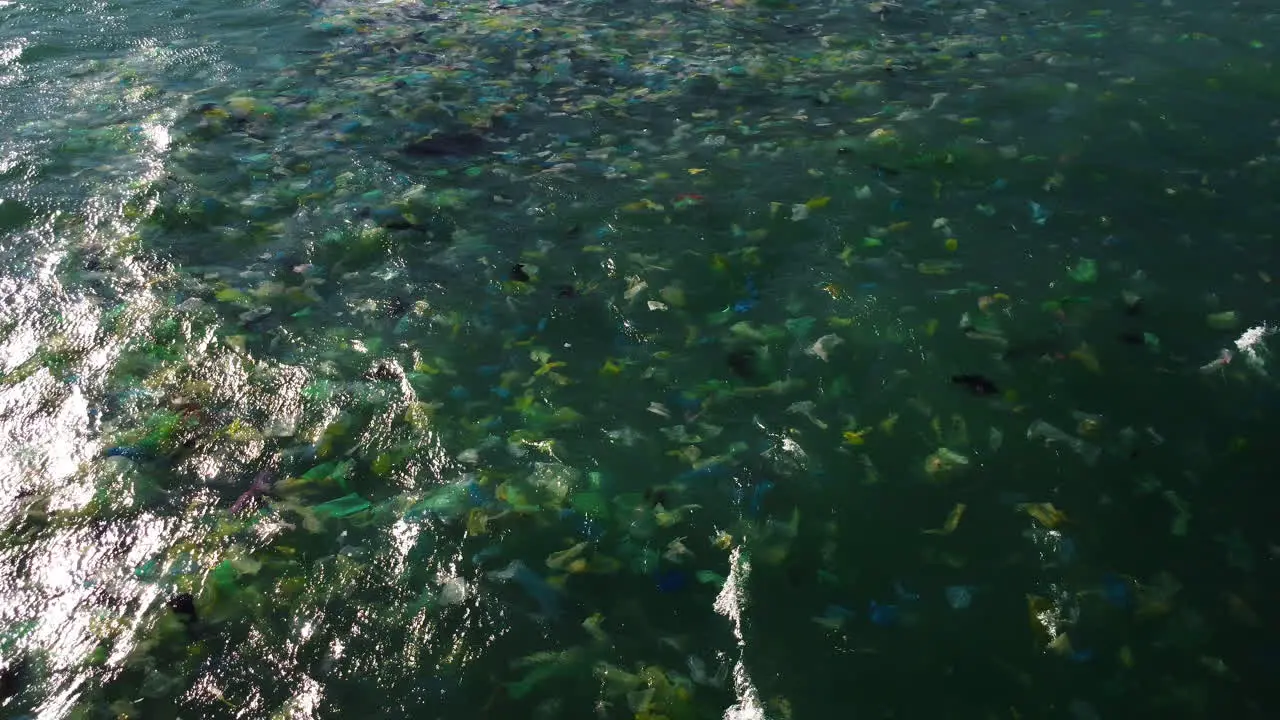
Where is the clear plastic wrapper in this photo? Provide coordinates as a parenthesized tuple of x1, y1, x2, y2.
(1027, 420, 1101, 466)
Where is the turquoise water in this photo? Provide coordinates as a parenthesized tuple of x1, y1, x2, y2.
(2, 0, 1279, 718)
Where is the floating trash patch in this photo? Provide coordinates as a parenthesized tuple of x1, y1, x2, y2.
(2, 0, 1280, 718)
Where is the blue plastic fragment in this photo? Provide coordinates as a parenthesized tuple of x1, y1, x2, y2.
(556, 509, 601, 539)
(668, 391, 702, 412)
(491, 386, 512, 399)
(656, 569, 689, 593)
(1029, 200, 1050, 225)
(674, 462, 730, 483)
(577, 516, 603, 540)
(449, 386, 470, 400)
(498, 561, 562, 619)
(466, 481, 489, 507)
(869, 600, 899, 626)
(105, 446, 147, 461)
(733, 275, 762, 312)
(371, 207, 403, 224)
(1057, 535, 1077, 564)
(749, 480, 775, 515)
(1101, 573, 1132, 608)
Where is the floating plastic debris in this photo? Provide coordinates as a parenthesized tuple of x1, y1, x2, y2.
(945, 585, 974, 610)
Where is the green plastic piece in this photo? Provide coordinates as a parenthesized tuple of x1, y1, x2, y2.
(571, 491, 608, 518)
(211, 559, 238, 590)
(313, 493, 372, 519)
(298, 460, 353, 487)
(405, 482, 472, 519)
(1068, 258, 1098, 283)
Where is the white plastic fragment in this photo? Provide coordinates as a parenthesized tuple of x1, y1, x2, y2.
(437, 577, 468, 606)
(988, 426, 1004, 452)
(806, 333, 843, 362)
(1026, 420, 1100, 466)
(624, 276, 647, 301)
(786, 401, 828, 429)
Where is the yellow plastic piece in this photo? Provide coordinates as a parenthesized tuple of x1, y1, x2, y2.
(546, 542, 588, 571)
(1069, 343, 1101, 373)
(842, 428, 871, 446)
(466, 508, 489, 536)
(1019, 503, 1066, 529)
(878, 413, 899, 434)
(923, 503, 966, 535)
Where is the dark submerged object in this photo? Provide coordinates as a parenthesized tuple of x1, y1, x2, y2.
(167, 592, 199, 624)
(379, 217, 425, 231)
(508, 264, 531, 282)
(403, 132, 486, 157)
(643, 486, 671, 508)
(726, 348, 756, 380)
(1118, 330, 1145, 345)
(365, 358, 406, 382)
(951, 373, 999, 396)
(0, 656, 28, 702)
(869, 162, 901, 176)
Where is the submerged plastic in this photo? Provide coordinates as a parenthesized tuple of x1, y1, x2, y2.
(312, 493, 372, 519)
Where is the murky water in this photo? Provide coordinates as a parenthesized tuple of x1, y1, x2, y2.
(2, 1, 1279, 718)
